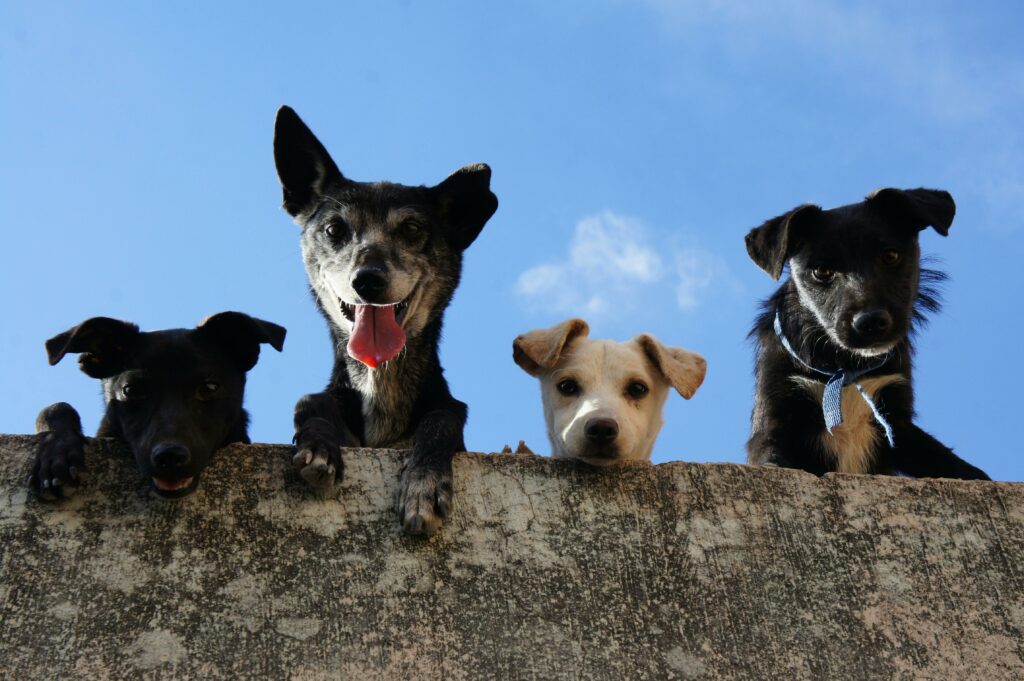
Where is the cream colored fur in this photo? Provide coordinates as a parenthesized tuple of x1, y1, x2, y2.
(791, 374, 906, 474)
(514, 319, 706, 466)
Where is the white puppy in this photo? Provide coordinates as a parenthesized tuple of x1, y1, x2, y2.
(513, 318, 706, 466)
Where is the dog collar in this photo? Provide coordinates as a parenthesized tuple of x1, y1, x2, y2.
(773, 311, 895, 448)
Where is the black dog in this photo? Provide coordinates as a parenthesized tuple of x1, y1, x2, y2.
(31, 312, 286, 499)
(273, 106, 498, 535)
(745, 188, 989, 480)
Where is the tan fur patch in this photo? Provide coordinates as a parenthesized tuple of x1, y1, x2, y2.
(791, 374, 906, 474)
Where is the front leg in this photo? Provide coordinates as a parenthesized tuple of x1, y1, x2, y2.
(747, 388, 833, 475)
(292, 391, 360, 495)
(889, 422, 990, 480)
(31, 402, 87, 500)
(397, 400, 467, 536)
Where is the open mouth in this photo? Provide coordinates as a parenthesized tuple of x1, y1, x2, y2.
(151, 476, 196, 497)
(849, 342, 898, 358)
(339, 298, 411, 325)
(340, 296, 414, 368)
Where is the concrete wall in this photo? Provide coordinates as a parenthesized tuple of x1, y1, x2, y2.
(1, 434, 1022, 679)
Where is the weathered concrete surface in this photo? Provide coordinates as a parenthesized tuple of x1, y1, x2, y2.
(1, 435, 1023, 680)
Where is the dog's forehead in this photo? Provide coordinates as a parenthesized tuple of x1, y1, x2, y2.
(325, 181, 435, 221)
(803, 204, 916, 252)
(126, 330, 228, 375)
(562, 339, 654, 380)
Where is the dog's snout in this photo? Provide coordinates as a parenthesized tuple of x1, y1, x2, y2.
(151, 443, 191, 469)
(852, 309, 893, 339)
(352, 266, 388, 301)
(584, 417, 619, 444)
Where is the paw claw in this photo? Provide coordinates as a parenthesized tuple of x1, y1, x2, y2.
(299, 462, 336, 496)
(397, 466, 453, 537)
(292, 449, 313, 469)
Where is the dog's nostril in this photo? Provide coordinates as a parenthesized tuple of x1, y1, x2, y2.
(852, 310, 893, 337)
(585, 418, 619, 443)
(151, 443, 191, 469)
(352, 267, 388, 300)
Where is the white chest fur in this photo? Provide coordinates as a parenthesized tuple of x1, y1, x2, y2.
(791, 374, 906, 474)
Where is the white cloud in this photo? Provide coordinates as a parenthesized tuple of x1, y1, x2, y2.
(515, 211, 726, 318)
(674, 250, 716, 312)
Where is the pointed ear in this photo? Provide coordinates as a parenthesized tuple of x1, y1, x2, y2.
(513, 318, 589, 376)
(45, 317, 140, 378)
(635, 335, 707, 399)
(867, 188, 955, 236)
(745, 204, 822, 280)
(273, 105, 346, 217)
(433, 163, 498, 251)
(195, 312, 286, 371)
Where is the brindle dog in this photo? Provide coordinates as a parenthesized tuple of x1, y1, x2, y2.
(273, 106, 498, 535)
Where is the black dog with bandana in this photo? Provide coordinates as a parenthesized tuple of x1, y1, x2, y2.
(744, 188, 989, 479)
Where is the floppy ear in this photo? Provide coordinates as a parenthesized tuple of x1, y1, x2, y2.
(433, 163, 499, 252)
(867, 188, 955, 236)
(745, 204, 822, 280)
(635, 335, 707, 400)
(273, 105, 346, 217)
(195, 312, 287, 371)
(512, 318, 589, 376)
(45, 317, 140, 378)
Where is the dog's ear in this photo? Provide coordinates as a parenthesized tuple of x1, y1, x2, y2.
(867, 188, 955, 236)
(636, 335, 707, 399)
(433, 163, 499, 251)
(512, 318, 589, 376)
(745, 204, 822, 280)
(274, 105, 346, 217)
(45, 317, 140, 378)
(195, 312, 287, 372)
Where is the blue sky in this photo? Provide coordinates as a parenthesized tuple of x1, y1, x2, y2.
(2, 1, 1022, 479)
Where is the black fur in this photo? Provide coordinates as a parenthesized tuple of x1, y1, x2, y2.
(31, 312, 285, 499)
(273, 105, 497, 536)
(745, 188, 989, 480)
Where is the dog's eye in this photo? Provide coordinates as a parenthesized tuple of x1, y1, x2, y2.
(197, 381, 220, 399)
(324, 220, 347, 241)
(881, 249, 901, 265)
(400, 221, 422, 240)
(557, 379, 580, 396)
(627, 382, 649, 399)
(811, 267, 835, 283)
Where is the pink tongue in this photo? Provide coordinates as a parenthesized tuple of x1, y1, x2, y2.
(347, 305, 407, 368)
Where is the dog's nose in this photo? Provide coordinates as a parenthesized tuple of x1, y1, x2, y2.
(352, 267, 388, 301)
(151, 443, 191, 469)
(584, 418, 619, 444)
(852, 309, 893, 339)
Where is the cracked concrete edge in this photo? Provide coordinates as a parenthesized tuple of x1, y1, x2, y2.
(1, 434, 1023, 680)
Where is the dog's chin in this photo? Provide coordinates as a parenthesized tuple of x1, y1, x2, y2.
(839, 337, 901, 359)
(849, 344, 897, 359)
(577, 456, 618, 468)
(571, 446, 620, 467)
(149, 475, 200, 499)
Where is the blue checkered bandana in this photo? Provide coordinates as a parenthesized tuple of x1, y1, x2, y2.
(773, 311, 895, 448)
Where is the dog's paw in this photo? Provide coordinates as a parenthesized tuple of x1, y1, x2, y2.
(30, 430, 87, 500)
(292, 418, 345, 496)
(396, 464, 453, 537)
